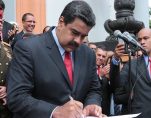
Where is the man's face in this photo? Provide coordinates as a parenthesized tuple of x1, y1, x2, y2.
(22, 15, 35, 33)
(82, 36, 89, 46)
(0, 19, 3, 40)
(137, 28, 151, 56)
(0, 7, 4, 19)
(96, 48, 107, 66)
(56, 17, 92, 52)
(89, 44, 97, 51)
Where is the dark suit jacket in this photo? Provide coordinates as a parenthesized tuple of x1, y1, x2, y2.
(11, 31, 24, 49)
(110, 56, 151, 117)
(2, 21, 13, 43)
(7, 27, 101, 118)
(100, 76, 111, 116)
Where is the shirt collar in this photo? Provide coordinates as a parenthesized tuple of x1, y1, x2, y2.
(52, 27, 65, 57)
(143, 55, 150, 65)
(22, 29, 33, 34)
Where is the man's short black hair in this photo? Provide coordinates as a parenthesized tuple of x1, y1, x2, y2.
(0, 0, 5, 10)
(97, 45, 107, 51)
(60, 0, 95, 27)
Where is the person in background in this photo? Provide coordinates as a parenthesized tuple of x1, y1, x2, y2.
(95, 46, 111, 115)
(11, 13, 36, 49)
(0, 18, 12, 118)
(88, 42, 97, 51)
(0, 0, 14, 44)
(8, 21, 19, 44)
(82, 36, 89, 46)
(110, 28, 151, 117)
(96, 46, 110, 78)
(9, 22, 19, 34)
(7, 1, 104, 118)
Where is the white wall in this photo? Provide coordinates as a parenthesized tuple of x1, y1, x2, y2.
(85, 0, 111, 42)
(3, 0, 16, 22)
(46, 0, 71, 26)
(134, 0, 149, 27)
(46, 0, 112, 42)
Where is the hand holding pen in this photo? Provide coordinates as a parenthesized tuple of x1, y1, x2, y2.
(52, 96, 84, 118)
(69, 96, 107, 118)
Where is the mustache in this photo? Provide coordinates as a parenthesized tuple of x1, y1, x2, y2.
(68, 40, 79, 48)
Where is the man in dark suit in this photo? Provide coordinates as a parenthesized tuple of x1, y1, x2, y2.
(7, 1, 103, 118)
(0, 0, 13, 43)
(110, 28, 151, 118)
(95, 46, 111, 116)
(11, 13, 35, 49)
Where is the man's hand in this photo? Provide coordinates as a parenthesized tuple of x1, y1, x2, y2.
(53, 100, 83, 118)
(8, 29, 15, 37)
(7, 28, 17, 41)
(99, 64, 110, 78)
(114, 43, 125, 59)
(0, 86, 6, 99)
(83, 104, 103, 118)
(107, 51, 114, 58)
(102, 64, 110, 79)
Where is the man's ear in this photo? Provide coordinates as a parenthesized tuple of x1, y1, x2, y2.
(59, 16, 64, 22)
(58, 16, 64, 27)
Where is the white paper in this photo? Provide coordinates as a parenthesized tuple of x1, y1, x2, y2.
(86, 113, 141, 118)
(107, 113, 141, 118)
(86, 117, 97, 118)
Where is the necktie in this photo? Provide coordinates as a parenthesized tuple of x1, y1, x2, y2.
(149, 58, 151, 78)
(97, 66, 100, 77)
(64, 52, 73, 85)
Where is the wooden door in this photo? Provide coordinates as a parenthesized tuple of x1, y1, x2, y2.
(16, 0, 46, 34)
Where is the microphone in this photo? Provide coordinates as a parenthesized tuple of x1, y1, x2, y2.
(114, 30, 147, 54)
(123, 31, 147, 54)
(113, 30, 129, 44)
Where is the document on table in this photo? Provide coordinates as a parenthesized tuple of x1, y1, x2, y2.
(86, 113, 141, 118)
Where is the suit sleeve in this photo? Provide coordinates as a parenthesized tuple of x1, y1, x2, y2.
(11, 33, 23, 50)
(7, 40, 56, 118)
(110, 60, 121, 91)
(11, 35, 18, 49)
(110, 61, 129, 104)
(84, 50, 102, 107)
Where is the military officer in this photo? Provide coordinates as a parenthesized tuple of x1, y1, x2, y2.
(0, 18, 12, 118)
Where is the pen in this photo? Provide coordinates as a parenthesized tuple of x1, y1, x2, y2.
(69, 95, 73, 100)
(69, 95, 85, 118)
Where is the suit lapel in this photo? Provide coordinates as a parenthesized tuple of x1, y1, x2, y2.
(17, 31, 24, 40)
(137, 56, 150, 81)
(72, 48, 83, 90)
(44, 28, 72, 88)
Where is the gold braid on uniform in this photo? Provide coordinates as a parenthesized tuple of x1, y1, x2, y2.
(0, 41, 12, 85)
(1, 41, 12, 60)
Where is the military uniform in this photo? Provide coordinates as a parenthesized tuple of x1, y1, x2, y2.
(0, 42, 12, 118)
